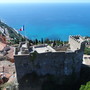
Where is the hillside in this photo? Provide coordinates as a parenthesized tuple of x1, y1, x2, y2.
(0, 20, 24, 43)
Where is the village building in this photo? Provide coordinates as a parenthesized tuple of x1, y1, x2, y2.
(83, 54, 90, 65)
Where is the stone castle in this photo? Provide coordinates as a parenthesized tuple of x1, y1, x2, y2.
(14, 35, 85, 86)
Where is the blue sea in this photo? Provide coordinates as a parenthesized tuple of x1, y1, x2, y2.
(0, 3, 90, 41)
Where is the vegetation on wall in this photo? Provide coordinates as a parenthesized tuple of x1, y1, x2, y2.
(79, 81, 90, 90)
(84, 47, 90, 55)
(29, 51, 37, 62)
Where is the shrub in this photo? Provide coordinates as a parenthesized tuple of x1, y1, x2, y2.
(80, 81, 90, 90)
(84, 48, 90, 55)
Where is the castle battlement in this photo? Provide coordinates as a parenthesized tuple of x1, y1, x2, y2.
(14, 35, 85, 85)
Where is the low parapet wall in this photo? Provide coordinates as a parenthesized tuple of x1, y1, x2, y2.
(69, 35, 85, 51)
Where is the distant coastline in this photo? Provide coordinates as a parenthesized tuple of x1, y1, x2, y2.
(0, 3, 90, 40)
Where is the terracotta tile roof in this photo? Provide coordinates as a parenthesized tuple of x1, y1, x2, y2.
(6, 47, 14, 62)
(0, 42, 6, 51)
(0, 73, 11, 84)
(0, 73, 11, 79)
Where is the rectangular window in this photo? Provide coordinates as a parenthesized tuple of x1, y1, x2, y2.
(84, 57, 87, 59)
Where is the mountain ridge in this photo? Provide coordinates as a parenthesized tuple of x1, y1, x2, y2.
(0, 20, 24, 44)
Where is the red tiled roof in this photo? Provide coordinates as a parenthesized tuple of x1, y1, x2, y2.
(6, 47, 14, 62)
(0, 42, 6, 51)
(0, 73, 11, 84)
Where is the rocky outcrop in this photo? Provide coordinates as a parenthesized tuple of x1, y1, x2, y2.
(0, 20, 23, 42)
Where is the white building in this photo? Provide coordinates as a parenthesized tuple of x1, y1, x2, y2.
(83, 54, 90, 65)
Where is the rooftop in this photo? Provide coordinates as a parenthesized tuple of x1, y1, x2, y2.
(0, 42, 6, 51)
(32, 44, 56, 53)
(15, 35, 85, 55)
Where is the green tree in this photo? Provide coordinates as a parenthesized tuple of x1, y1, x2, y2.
(35, 39, 38, 45)
(80, 81, 90, 90)
(84, 47, 90, 55)
(41, 38, 43, 44)
(53, 40, 56, 47)
(44, 38, 50, 44)
(21, 37, 26, 42)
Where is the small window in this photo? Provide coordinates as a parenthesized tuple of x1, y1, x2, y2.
(84, 57, 87, 59)
(89, 57, 90, 59)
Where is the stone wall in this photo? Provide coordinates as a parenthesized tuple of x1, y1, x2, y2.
(69, 36, 83, 51)
(14, 35, 85, 87)
(14, 49, 83, 83)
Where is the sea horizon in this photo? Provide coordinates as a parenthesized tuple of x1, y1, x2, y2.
(0, 3, 90, 41)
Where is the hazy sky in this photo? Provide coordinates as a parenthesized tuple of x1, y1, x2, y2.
(0, 0, 90, 3)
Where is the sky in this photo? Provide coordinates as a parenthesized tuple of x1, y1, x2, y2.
(0, 0, 90, 3)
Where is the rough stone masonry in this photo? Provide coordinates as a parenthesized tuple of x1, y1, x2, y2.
(14, 35, 85, 85)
